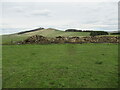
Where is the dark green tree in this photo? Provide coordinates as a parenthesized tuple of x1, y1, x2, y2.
(90, 31, 108, 36)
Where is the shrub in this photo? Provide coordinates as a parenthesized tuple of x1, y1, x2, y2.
(17, 27, 44, 34)
(90, 31, 109, 36)
(82, 30, 93, 32)
(65, 29, 82, 32)
(110, 32, 120, 35)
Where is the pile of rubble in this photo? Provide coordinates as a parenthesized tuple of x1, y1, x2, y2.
(79, 36, 120, 43)
(17, 35, 50, 44)
(16, 35, 120, 44)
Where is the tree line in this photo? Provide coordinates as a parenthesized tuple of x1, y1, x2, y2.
(65, 29, 109, 36)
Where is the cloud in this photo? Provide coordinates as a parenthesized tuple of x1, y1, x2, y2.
(2, 3, 52, 17)
(30, 9, 51, 16)
(1, 2, 118, 34)
(12, 7, 25, 12)
(2, 0, 119, 2)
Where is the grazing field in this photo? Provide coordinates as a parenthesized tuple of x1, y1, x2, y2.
(2, 44, 118, 88)
(1, 28, 90, 45)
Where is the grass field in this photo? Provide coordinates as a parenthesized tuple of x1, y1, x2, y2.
(1, 29, 90, 45)
(2, 44, 118, 88)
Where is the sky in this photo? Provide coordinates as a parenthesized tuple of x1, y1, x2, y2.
(0, 0, 119, 35)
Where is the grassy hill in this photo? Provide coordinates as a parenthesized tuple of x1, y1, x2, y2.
(2, 28, 90, 44)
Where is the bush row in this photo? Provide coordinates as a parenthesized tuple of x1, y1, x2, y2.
(90, 31, 109, 36)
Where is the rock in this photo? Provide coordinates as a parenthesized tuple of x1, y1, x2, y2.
(16, 35, 120, 44)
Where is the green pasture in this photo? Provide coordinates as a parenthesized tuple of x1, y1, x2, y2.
(2, 44, 118, 88)
(1, 29, 90, 45)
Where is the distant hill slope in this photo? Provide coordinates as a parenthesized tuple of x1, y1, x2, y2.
(2, 28, 90, 44)
(20, 28, 90, 37)
(17, 27, 44, 34)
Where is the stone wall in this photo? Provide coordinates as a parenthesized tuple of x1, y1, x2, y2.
(17, 35, 120, 44)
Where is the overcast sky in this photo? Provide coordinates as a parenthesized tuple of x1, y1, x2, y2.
(0, 0, 119, 34)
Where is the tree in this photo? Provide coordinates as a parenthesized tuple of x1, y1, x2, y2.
(90, 31, 108, 36)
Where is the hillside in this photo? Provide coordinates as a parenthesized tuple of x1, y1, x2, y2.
(16, 28, 90, 37)
(2, 28, 90, 44)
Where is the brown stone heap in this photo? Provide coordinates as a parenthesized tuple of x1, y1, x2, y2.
(20, 35, 49, 44)
(17, 35, 120, 44)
